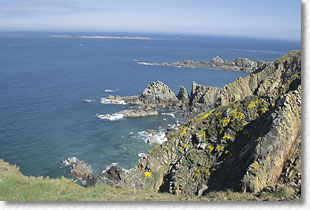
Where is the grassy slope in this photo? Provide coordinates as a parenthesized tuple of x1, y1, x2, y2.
(0, 160, 296, 201)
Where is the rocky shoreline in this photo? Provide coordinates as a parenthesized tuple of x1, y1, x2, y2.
(137, 56, 267, 73)
(64, 50, 301, 200)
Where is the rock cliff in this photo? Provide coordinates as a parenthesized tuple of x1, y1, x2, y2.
(121, 50, 301, 199)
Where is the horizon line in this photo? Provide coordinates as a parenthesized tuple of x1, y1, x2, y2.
(0, 29, 301, 42)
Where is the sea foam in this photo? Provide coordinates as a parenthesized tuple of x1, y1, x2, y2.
(100, 98, 126, 105)
(138, 128, 167, 144)
(161, 112, 176, 118)
(97, 113, 124, 121)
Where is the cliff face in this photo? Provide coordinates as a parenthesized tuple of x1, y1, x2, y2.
(121, 50, 301, 198)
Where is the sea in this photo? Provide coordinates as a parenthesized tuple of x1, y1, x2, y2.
(0, 32, 300, 178)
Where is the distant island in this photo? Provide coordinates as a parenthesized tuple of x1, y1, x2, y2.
(137, 56, 266, 73)
(48, 35, 152, 40)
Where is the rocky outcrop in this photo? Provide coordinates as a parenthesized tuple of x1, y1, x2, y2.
(102, 165, 125, 183)
(69, 160, 94, 183)
(140, 81, 178, 104)
(177, 86, 189, 102)
(119, 109, 158, 118)
(189, 82, 222, 113)
(104, 81, 182, 110)
(62, 158, 126, 187)
(137, 56, 266, 73)
(120, 50, 301, 198)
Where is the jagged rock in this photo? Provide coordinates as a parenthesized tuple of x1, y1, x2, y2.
(212, 56, 224, 63)
(103, 165, 125, 183)
(241, 86, 301, 193)
(140, 81, 178, 104)
(70, 160, 94, 181)
(189, 81, 222, 113)
(177, 86, 189, 102)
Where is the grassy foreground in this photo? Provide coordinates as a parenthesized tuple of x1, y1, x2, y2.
(0, 160, 296, 201)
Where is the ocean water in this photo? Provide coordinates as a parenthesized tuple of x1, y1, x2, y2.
(0, 32, 300, 178)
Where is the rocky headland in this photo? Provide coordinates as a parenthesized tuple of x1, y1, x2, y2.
(64, 50, 301, 200)
(120, 50, 301, 198)
(137, 56, 266, 73)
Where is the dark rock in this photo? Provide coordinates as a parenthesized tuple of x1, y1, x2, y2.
(177, 86, 189, 102)
(103, 165, 125, 183)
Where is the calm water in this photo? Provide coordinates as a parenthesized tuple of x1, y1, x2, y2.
(0, 32, 300, 178)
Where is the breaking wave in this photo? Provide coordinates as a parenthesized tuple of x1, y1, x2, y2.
(100, 98, 126, 105)
(97, 113, 124, 121)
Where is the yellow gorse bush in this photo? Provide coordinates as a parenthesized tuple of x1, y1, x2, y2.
(198, 132, 206, 139)
(144, 171, 151, 178)
(222, 118, 230, 127)
(208, 145, 214, 152)
(252, 161, 259, 169)
(216, 145, 224, 152)
(180, 128, 187, 137)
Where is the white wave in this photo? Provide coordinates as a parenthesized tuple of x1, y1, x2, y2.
(138, 128, 167, 144)
(100, 97, 126, 105)
(104, 89, 118, 93)
(161, 112, 175, 118)
(138, 153, 146, 158)
(84, 99, 95, 103)
(137, 61, 156, 66)
(97, 113, 124, 121)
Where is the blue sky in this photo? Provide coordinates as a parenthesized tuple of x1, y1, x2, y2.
(0, 0, 301, 40)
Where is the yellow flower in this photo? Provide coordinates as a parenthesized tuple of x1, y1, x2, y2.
(198, 132, 206, 139)
(223, 135, 231, 140)
(180, 128, 187, 137)
(145, 171, 151, 178)
(252, 161, 259, 169)
(208, 145, 214, 152)
(254, 113, 259, 118)
(222, 118, 231, 127)
(261, 107, 268, 114)
(216, 145, 224, 152)
(248, 101, 256, 109)
(201, 110, 214, 119)
(237, 112, 244, 120)
(184, 144, 187, 149)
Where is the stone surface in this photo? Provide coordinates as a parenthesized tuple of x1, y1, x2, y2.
(119, 109, 158, 118)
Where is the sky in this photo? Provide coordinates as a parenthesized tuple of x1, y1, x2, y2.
(0, 0, 301, 40)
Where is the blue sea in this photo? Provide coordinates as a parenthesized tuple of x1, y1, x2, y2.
(0, 32, 300, 178)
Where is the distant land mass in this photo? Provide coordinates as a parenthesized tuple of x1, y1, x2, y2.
(48, 35, 153, 40)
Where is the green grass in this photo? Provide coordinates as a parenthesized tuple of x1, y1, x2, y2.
(0, 159, 299, 201)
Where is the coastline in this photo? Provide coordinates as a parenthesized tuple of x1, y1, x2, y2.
(137, 56, 266, 73)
